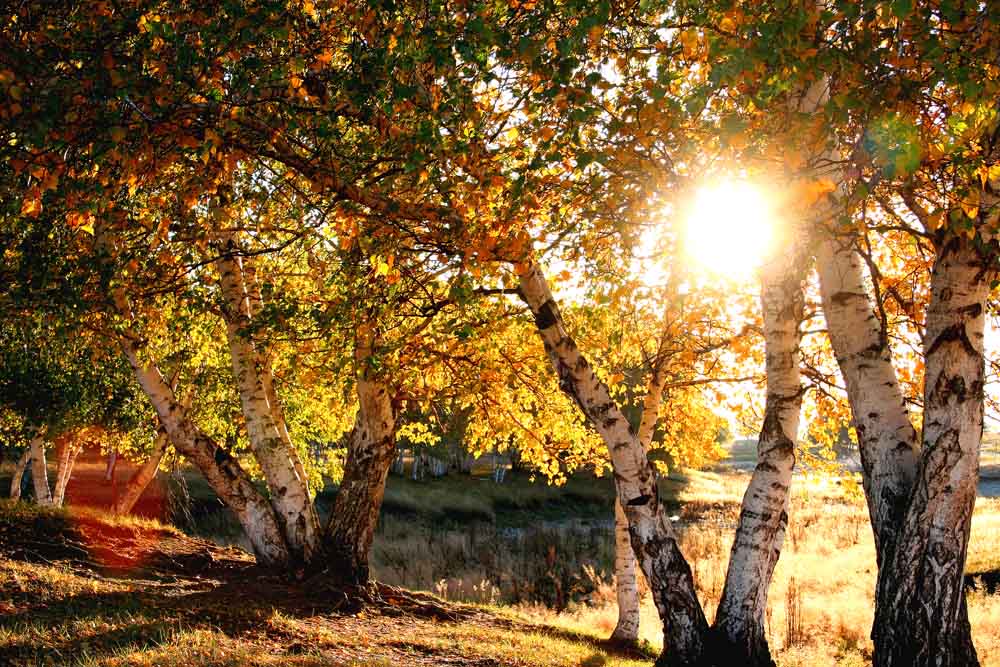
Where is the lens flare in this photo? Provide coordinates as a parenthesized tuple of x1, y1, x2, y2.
(684, 181, 776, 280)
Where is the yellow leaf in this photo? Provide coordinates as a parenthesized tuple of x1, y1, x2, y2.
(720, 16, 736, 32)
(679, 30, 698, 58)
(20, 191, 41, 217)
(961, 189, 980, 220)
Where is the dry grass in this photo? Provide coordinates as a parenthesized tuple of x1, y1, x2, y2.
(0, 501, 654, 667)
(497, 470, 1000, 666)
(5, 459, 1000, 665)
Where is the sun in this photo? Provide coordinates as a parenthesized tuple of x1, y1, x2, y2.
(684, 181, 776, 280)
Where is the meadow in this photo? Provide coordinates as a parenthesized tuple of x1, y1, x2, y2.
(3, 441, 1000, 666)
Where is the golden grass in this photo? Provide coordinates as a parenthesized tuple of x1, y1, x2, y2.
(5, 467, 1000, 666)
(506, 470, 1000, 666)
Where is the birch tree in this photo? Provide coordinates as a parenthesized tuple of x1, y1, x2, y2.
(113, 431, 170, 516)
(713, 242, 807, 665)
(517, 259, 711, 665)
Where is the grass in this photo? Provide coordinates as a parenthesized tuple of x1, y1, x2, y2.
(500, 471, 1000, 667)
(5, 451, 1000, 665)
(0, 499, 654, 667)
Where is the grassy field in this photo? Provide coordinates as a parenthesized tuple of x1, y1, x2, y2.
(0, 500, 653, 667)
(4, 449, 1000, 666)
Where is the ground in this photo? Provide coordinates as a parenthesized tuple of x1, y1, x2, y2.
(0, 501, 653, 667)
(6, 444, 1000, 666)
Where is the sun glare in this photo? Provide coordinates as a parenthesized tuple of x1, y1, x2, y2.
(684, 181, 775, 280)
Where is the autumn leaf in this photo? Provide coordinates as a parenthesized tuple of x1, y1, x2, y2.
(20, 190, 42, 217)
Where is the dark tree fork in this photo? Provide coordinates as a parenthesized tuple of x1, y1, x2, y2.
(872, 233, 994, 667)
(818, 226, 993, 667)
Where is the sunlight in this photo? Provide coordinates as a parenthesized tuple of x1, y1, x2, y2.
(684, 181, 776, 280)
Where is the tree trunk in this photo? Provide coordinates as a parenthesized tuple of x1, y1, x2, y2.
(105, 449, 118, 482)
(816, 232, 979, 664)
(612, 365, 667, 642)
(53, 442, 80, 507)
(118, 331, 291, 568)
(816, 236, 920, 564)
(872, 235, 990, 667)
(217, 246, 321, 564)
(713, 247, 807, 666)
(243, 263, 312, 491)
(10, 448, 30, 500)
(326, 372, 397, 587)
(29, 436, 51, 506)
(113, 431, 169, 515)
(518, 260, 709, 667)
(612, 497, 643, 642)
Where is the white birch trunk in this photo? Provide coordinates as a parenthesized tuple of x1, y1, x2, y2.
(518, 260, 709, 666)
(113, 431, 169, 515)
(612, 497, 643, 641)
(714, 247, 807, 665)
(100, 228, 289, 566)
(105, 449, 118, 482)
(29, 436, 51, 506)
(217, 247, 321, 564)
(611, 368, 665, 642)
(52, 442, 79, 507)
(872, 235, 991, 667)
(816, 237, 920, 562)
(10, 448, 30, 500)
(243, 263, 311, 490)
(117, 324, 291, 568)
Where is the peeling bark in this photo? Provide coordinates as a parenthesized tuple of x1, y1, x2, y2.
(713, 247, 807, 666)
(872, 235, 990, 667)
(518, 260, 709, 667)
(113, 431, 169, 515)
(216, 246, 321, 564)
(327, 339, 398, 587)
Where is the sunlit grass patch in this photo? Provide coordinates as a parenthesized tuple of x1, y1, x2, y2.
(402, 622, 652, 667)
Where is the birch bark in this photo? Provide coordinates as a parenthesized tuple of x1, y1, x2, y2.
(243, 263, 311, 489)
(117, 325, 291, 567)
(816, 237, 919, 562)
(105, 449, 118, 483)
(113, 431, 169, 515)
(10, 448, 30, 500)
(52, 442, 79, 507)
(518, 260, 709, 667)
(326, 336, 398, 586)
(714, 246, 807, 666)
(216, 246, 321, 563)
(29, 436, 51, 505)
(872, 234, 991, 667)
(611, 367, 666, 642)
